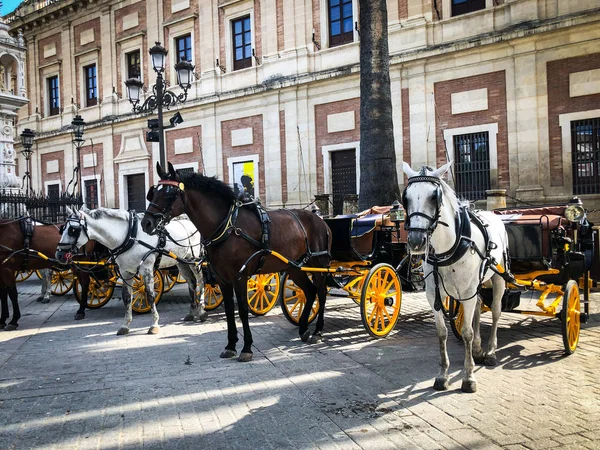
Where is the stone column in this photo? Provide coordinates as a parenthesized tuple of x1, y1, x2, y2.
(0, 117, 22, 192)
(486, 189, 506, 211)
(343, 194, 359, 215)
(314, 193, 331, 217)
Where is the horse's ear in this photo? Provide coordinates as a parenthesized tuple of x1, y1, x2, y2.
(431, 160, 453, 178)
(157, 161, 167, 180)
(66, 206, 73, 215)
(167, 162, 177, 179)
(403, 162, 419, 179)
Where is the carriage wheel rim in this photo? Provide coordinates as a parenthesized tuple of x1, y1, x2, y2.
(51, 270, 74, 295)
(204, 284, 223, 310)
(131, 271, 162, 313)
(282, 277, 319, 324)
(566, 283, 580, 352)
(362, 266, 401, 337)
(248, 273, 280, 314)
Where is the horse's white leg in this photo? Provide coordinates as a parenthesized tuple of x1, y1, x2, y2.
(484, 274, 504, 366)
(37, 269, 51, 303)
(460, 297, 478, 393)
(141, 265, 160, 335)
(179, 264, 207, 322)
(472, 297, 485, 363)
(118, 271, 134, 336)
(433, 308, 450, 391)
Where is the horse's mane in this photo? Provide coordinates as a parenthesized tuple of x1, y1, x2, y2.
(438, 178, 465, 213)
(87, 208, 130, 221)
(180, 172, 237, 204)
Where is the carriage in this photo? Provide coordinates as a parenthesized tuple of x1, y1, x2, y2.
(446, 198, 595, 354)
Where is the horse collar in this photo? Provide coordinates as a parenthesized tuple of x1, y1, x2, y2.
(427, 206, 472, 267)
(201, 204, 239, 248)
(110, 211, 139, 257)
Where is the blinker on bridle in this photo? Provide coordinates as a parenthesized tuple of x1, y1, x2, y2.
(145, 179, 185, 229)
(402, 175, 449, 234)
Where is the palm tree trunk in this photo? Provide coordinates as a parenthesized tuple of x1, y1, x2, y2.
(359, 0, 401, 210)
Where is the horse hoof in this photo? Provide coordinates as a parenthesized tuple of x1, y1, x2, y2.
(220, 349, 237, 359)
(117, 327, 129, 336)
(433, 378, 449, 391)
(35, 296, 44, 302)
(198, 312, 208, 322)
(40, 298, 50, 304)
(308, 333, 323, 344)
(473, 354, 485, 365)
(147, 327, 160, 335)
(4, 324, 18, 331)
(238, 352, 253, 362)
(183, 313, 195, 322)
(461, 380, 477, 393)
(484, 354, 497, 366)
(300, 330, 311, 343)
(74, 313, 85, 321)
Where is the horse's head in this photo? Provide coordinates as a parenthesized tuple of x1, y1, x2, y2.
(142, 161, 186, 235)
(55, 206, 91, 262)
(401, 161, 453, 254)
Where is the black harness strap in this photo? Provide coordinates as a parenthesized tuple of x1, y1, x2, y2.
(109, 212, 139, 259)
(19, 216, 35, 269)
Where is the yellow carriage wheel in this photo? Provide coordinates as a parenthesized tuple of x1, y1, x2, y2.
(561, 280, 581, 355)
(360, 263, 402, 338)
(49, 269, 75, 296)
(449, 298, 464, 340)
(15, 270, 34, 282)
(279, 273, 320, 326)
(204, 283, 224, 310)
(131, 270, 164, 314)
(247, 273, 281, 316)
(35, 269, 43, 280)
(74, 277, 115, 309)
(162, 269, 177, 293)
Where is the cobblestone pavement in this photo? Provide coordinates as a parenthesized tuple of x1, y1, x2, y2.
(0, 279, 599, 450)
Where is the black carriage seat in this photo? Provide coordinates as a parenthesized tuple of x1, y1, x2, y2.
(324, 214, 384, 262)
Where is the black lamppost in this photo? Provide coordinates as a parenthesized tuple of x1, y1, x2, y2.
(124, 41, 194, 169)
(71, 114, 85, 196)
(20, 128, 35, 194)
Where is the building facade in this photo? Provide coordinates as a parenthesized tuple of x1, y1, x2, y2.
(4, 0, 600, 215)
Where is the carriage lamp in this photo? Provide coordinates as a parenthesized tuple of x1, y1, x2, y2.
(20, 128, 35, 194)
(71, 115, 85, 149)
(174, 59, 194, 91)
(565, 197, 585, 222)
(389, 200, 405, 223)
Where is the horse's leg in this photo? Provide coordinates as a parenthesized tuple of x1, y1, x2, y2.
(141, 265, 160, 335)
(308, 272, 328, 344)
(483, 275, 504, 366)
(288, 269, 318, 342)
(220, 283, 239, 359)
(5, 282, 20, 331)
(472, 297, 485, 364)
(180, 265, 207, 322)
(459, 297, 478, 393)
(37, 269, 51, 304)
(74, 272, 89, 320)
(0, 287, 8, 329)
(117, 272, 134, 335)
(234, 278, 253, 362)
(431, 302, 450, 390)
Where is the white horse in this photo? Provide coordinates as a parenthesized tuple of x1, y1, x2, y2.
(402, 162, 508, 393)
(55, 206, 205, 335)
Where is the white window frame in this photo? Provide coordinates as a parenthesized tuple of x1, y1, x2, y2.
(82, 174, 102, 209)
(559, 109, 600, 192)
(227, 154, 259, 198)
(225, 6, 255, 72)
(321, 141, 361, 195)
(173, 162, 198, 173)
(320, 0, 359, 49)
(44, 180, 62, 196)
(443, 123, 498, 189)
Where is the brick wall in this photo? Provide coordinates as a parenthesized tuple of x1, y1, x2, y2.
(547, 53, 600, 187)
(312, 0, 320, 47)
(276, 0, 284, 52)
(401, 87, 411, 184)
(162, 0, 199, 24)
(165, 125, 203, 170)
(221, 115, 265, 199)
(40, 150, 65, 189)
(314, 98, 360, 193)
(114, 3, 147, 40)
(73, 18, 101, 54)
(398, 0, 408, 20)
(112, 134, 121, 208)
(433, 70, 509, 190)
(279, 110, 287, 203)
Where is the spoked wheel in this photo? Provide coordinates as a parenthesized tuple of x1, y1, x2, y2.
(131, 270, 164, 314)
(247, 273, 281, 316)
(15, 270, 34, 282)
(279, 272, 320, 326)
(448, 297, 464, 340)
(49, 269, 75, 296)
(74, 277, 115, 309)
(360, 263, 401, 338)
(162, 269, 178, 293)
(561, 280, 581, 355)
(35, 269, 44, 280)
(204, 283, 223, 310)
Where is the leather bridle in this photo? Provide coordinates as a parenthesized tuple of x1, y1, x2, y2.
(145, 180, 185, 232)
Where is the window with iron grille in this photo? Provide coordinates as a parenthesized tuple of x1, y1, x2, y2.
(85, 179, 99, 209)
(47, 76, 60, 116)
(126, 50, 141, 79)
(453, 132, 490, 201)
(126, 173, 146, 212)
(232, 16, 252, 71)
(572, 118, 600, 195)
(452, 0, 485, 16)
(84, 64, 97, 107)
(175, 34, 192, 63)
(329, 0, 353, 47)
(47, 183, 60, 200)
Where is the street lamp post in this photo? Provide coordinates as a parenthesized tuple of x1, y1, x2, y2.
(124, 41, 194, 169)
(71, 114, 85, 197)
(20, 128, 35, 194)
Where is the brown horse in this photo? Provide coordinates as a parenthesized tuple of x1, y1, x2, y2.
(0, 218, 96, 329)
(142, 162, 332, 362)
